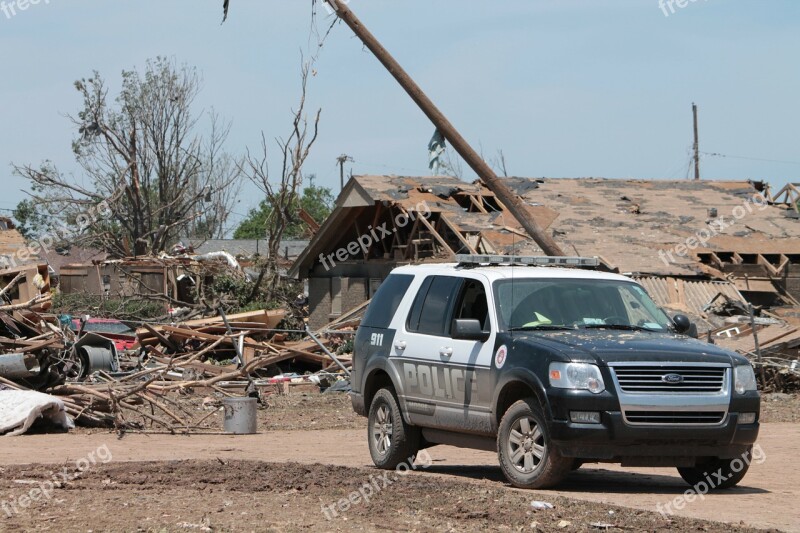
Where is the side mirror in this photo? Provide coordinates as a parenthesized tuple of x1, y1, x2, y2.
(672, 314, 698, 338)
(452, 319, 490, 342)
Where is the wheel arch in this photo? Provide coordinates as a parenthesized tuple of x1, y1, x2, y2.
(364, 368, 394, 411)
(492, 369, 552, 431)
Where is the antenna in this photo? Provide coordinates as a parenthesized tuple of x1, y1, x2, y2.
(692, 103, 701, 180)
(511, 229, 516, 337)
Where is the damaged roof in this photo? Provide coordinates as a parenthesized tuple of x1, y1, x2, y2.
(291, 175, 800, 278)
(507, 177, 800, 275)
(187, 239, 309, 260)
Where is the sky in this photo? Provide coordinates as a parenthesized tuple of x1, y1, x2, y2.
(1, 0, 798, 236)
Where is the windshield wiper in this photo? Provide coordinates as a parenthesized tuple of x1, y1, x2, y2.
(509, 325, 576, 332)
(581, 324, 658, 332)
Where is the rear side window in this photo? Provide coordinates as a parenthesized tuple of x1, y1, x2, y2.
(361, 274, 414, 329)
(407, 276, 462, 336)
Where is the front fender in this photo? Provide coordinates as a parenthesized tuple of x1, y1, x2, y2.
(492, 367, 552, 432)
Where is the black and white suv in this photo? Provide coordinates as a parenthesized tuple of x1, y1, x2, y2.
(350, 255, 761, 489)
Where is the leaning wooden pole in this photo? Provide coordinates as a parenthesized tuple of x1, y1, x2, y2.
(325, 0, 565, 256)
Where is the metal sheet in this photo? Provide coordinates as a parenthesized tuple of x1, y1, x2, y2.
(0, 353, 41, 379)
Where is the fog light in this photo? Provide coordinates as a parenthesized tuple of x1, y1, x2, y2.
(739, 412, 757, 424)
(570, 411, 601, 424)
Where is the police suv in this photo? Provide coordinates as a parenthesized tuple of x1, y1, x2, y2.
(350, 255, 760, 489)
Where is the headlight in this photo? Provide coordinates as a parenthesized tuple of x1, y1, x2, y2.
(734, 364, 758, 394)
(549, 362, 605, 394)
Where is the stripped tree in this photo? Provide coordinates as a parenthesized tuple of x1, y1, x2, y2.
(13, 57, 242, 256)
(241, 62, 321, 300)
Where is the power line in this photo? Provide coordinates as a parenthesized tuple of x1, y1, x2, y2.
(701, 151, 800, 166)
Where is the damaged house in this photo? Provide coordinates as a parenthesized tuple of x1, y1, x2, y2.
(0, 217, 51, 311)
(59, 254, 247, 310)
(292, 175, 800, 332)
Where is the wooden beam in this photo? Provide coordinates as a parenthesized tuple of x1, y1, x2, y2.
(439, 214, 478, 254)
(141, 323, 180, 352)
(476, 234, 497, 254)
(403, 214, 423, 260)
(416, 214, 455, 258)
(365, 202, 384, 258)
(468, 195, 488, 214)
(298, 209, 321, 233)
(757, 254, 780, 277)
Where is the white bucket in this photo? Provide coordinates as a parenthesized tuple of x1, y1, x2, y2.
(222, 397, 257, 434)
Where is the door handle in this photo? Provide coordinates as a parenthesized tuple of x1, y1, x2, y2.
(394, 340, 407, 351)
(440, 347, 453, 358)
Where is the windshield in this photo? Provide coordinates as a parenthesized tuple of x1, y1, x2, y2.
(493, 278, 673, 332)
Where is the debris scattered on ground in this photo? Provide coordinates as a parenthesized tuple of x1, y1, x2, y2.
(0, 294, 361, 434)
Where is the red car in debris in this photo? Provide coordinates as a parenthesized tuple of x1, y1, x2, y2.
(71, 318, 138, 352)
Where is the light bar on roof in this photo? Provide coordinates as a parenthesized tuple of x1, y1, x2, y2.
(455, 255, 600, 268)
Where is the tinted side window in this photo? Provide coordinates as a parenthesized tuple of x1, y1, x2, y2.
(361, 274, 414, 329)
(407, 276, 462, 336)
(453, 279, 490, 331)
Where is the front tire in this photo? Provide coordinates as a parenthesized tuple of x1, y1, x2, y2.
(367, 388, 420, 469)
(497, 398, 572, 489)
(677, 447, 753, 489)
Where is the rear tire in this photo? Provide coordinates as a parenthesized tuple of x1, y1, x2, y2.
(367, 388, 420, 469)
(497, 398, 572, 489)
(677, 446, 753, 490)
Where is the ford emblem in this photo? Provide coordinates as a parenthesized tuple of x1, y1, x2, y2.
(662, 373, 684, 384)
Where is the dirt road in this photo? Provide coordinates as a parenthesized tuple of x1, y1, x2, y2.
(2, 423, 796, 531)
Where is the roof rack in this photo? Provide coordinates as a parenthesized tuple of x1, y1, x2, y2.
(455, 255, 600, 268)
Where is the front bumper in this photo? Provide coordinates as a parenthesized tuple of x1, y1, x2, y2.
(547, 389, 760, 461)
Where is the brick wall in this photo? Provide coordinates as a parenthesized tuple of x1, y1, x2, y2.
(343, 277, 367, 314)
(308, 277, 331, 331)
(307, 276, 369, 330)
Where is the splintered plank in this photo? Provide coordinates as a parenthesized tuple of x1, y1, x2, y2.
(142, 323, 181, 352)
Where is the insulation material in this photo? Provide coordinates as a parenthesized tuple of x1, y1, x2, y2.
(0, 390, 74, 436)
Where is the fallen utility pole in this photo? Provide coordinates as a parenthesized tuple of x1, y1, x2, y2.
(325, 0, 565, 256)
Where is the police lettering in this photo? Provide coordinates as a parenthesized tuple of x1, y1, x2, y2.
(404, 363, 478, 401)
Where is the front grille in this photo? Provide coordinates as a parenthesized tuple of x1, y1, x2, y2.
(612, 366, 726, 393)
(624, 411, 726, 425)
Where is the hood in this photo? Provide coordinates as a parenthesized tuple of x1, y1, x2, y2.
(512, 329, 745, 366)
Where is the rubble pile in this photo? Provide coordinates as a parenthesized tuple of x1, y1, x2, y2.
(755, 356, 800, 393)
(0, 305, 359, 434)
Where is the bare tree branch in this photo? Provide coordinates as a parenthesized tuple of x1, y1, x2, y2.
(240, 60, 321, 301)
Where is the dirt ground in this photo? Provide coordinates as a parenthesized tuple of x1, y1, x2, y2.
(759, 392, 800, 423)
(0, 461, 770, 533)
(1, 392, 797, 532)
